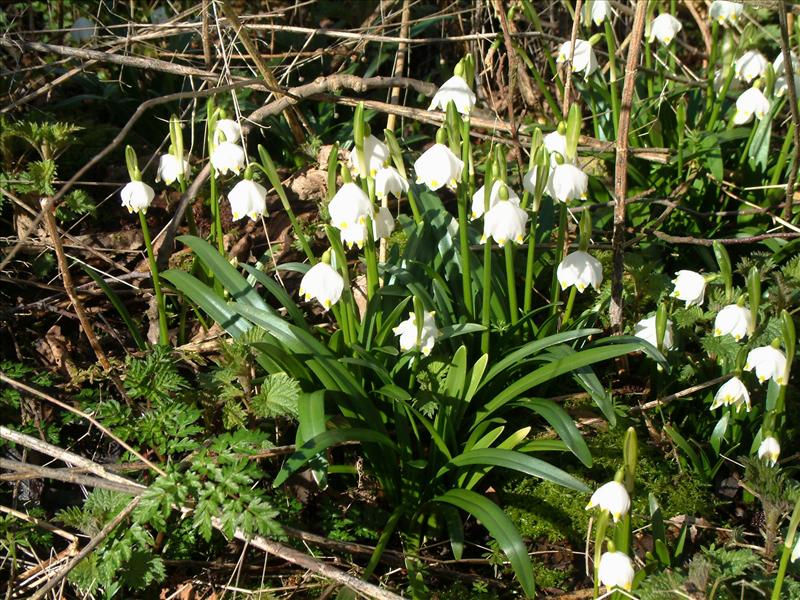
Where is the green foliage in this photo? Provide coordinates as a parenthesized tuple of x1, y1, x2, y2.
(123, 346, 187, 404)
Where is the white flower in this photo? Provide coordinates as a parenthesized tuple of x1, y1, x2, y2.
(372, 206, 395, 239)
(210, 141, 246, 176)
(710, 376, 751, 411)
(745, 346, 787, 385)
(556, 39, 599, 78)
(792, 537, 800, 563)
(328, 182, 373, 232)
(155, 153, 190, 185)
(733, 87, 770, 125)
(670, 270, 706, 307)
(598, 551, 635, 591)
(735, 51, 768, 84)
(228, 179, 267, 221)
(374, 167, 409, 199)
(522, 165, 542, 195)
(584, 0, 612, 27)
(214, 119, 242, 145)
(413, 143, 464, 191)
(428, 75, 476, 115)
(557, 251, 603, 293)
(348, 134, 390, 178)
(709, 1, 744, 26)
(649, 14, 682, 46)
(634, 315, 674, 350)
(481, 200, 528, 246)
(300, 262, 344, 310)
(69, 17, 96, 42)
(544, 130, 568, 163)
(586, 481, 630, 522)
(120, 181, 155, 213)
(393, 311, 440, 356)
(776, 74, 800, 98)
(714, 304, 752, 341)
(774, 52, 800, 76)
(547, 163, 588, 203)
(471, 180, 521, 219)
(758, 436, 781, 466)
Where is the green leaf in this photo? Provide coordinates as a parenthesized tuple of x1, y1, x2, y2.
(252, 373, 301, 419)
(437, 448, 589, 492)
(82, 265, 145, 350)
(435, 489, 536, 598)
(273, 429, 397, 487)
(240, 264, 308, 329)
(515, 398, 592, 467)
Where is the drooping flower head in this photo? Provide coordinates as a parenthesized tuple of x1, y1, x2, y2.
(733, 87, 770, 125)
(471, 180, 521, 219)
(735, 50, 768, 84)
(120, 181, 155, 214)
(428, 75, 477, 115)
(481, 199, 528, 246)
(228, 179, 267, 221)
(758, 436, 781, 466)
(374, 167, 409, 199)
(210, 141, 246, 176)
(710, 376, 751, 412)
(156, 153, 190, 186)
(556, 39, 599, 78)
(300, 262, 344, 310)
(547, 162, 589, 203)
(670, 270, 707, 307)
(584, 0, 612, 27)
(557, 251, 603, 293)
(393, 310, 440, 356)
(328, 182, 373, 248)
(709, 1, 744, 26)
(348, 134, 390, 178)
(649, 14, 682, 46)
(714, 303, 753, 341)
(745, 345, 787, 385)
(413, 143, 464, 191)
(598, 552, 635, 591)
(214, 119, 242, 145)
(634, 315, 674, 350)
(586, 481, 630, 522)
(372, 206, 396, 240)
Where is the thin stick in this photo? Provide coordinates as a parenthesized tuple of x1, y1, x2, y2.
(41, 199, 111, 371)
(778, 0, 800, 220)
(0, 459, 145, 496)
(631, 375, 731, 412)
(0, 372, 167, 477)
(610, 0, 648, 334)
(28, 497, 140, 600)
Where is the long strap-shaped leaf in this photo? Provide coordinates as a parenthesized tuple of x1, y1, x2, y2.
(435, 488, 536, 598)
(436, 448, 589, 493)
(514, 398, 592, 467)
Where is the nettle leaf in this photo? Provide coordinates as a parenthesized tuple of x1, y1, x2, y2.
(222, 398, 248, 429)
(251, 373, 301, 419)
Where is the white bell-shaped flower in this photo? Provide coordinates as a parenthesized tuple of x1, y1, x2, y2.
(735, 50, 768, 84)
(775, 74, 800, 98)
(156, 153, 190, 185)
(300, 262, 344, 310)
(634, 315, 674, 350)
(348, 134, 390, 178)
(556, 39, 599, 78)
(214, 119, 242, 145)
(372, 206, 395, 240)
(120, 181, 155, 214)
(709, 1, 744, 26)
(393, 310, 440, 356)
(413, 143, 464, 191)
(374, 167, 409, 199)
(670, 270, 706, 307)
(745, 346, 787, 385)
(598, 551, 635, 591)
(758, 436, 781, 466)
(328, 182, 373, 232)
(547, 163, 588, 203)
(481, 200, 528, 246)
(733, 87, 770, 125)
(228, 179, 267, 221)
(471, 180, 521, 219)
(710, 376, 751, 411)
(522, 165, 542, 195)
(210, 141, 246, 176)
(774, 51, 800, 76)
(428, 75, 476, 115)
(584, 0, 612, 27)
(557, 251, 603, 293)
(713, 304, 752, 341)
(649, 14, 682, 46)
(544, 130, 568, 163)
(69, 17, 96, 42)
(585, 481, 630, 522)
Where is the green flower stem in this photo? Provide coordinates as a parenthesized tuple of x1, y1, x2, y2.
(604, 21, 620, 138)
(550, 203, 568, 321)
(592, 511, 610, 599)
(561, 286, 577, 327)
(771, 122, 795, 187)
(364, 223, 379, 302)
(481, 241, 493, 354)
(523, 210, 539, 314)
(772, 497, 800, 600)
(209, 172, 224, 256)
(643, 41, 655, 101)
(504, 243, 518, 325)
(328, 227, 358, 346)
(738, 122, 759, 168)
(459, 117, 474, 319)
(706, 22, 720, 115)
(139, 211, 169, 345)
(407, 187, 422, 223)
